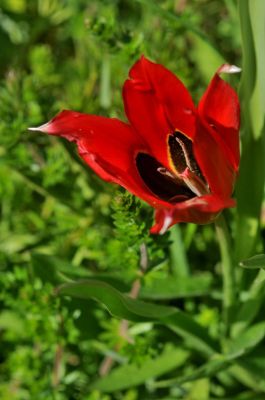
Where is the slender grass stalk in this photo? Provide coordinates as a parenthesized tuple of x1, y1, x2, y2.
(170, 225, 190, 277)
(215, 214, 236, 335)
(100, 53, 111, 109)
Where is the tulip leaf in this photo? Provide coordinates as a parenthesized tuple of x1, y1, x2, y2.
(239, 254, 265, 270)
(162, 324, 265, 387)
(235, 139, 265, 260)
(177, 356, 230, 385)
(248, 0, 265, 140)
(154, 355, 239, 388)
(235, 0, 265, 260)
(140, 273, 213, 299)
(188, 31, 224, 84)
(163, 313, 218, 357)
(238, 0, 256, 112)
(57, 279, 176, 321)
(231, 295, 265, 337)
(230, 356, 265, 393)
(156, 330, 265, 390)
(57, 279, 218, 355)
(90, 345, 189, 392)
(226, 322, 265, 359)
(231, 270, 265, 336)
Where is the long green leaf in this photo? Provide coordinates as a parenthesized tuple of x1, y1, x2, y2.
(140, 273, 213, 300)
(230, 362, 265, 393)
(235, 0, 265, 260)
(90, 345, 189, 392)
(248, 0, 265, 140)
(57, 279, 218, 355)
(231, 269, 265, 335)
(162, 313, 218, 356)
(226, 322, 265, 358)
(239, 254, 265, 269)
(147, 356, 232, 389)
(152, 323, 265, 389)
(188, 31, 224, 84)
(57, 279, 176, 322)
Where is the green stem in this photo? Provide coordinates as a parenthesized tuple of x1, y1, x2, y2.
(215, 214, 236, 334)
(100, 53, 111, 109)
(170, 225, 190, 277)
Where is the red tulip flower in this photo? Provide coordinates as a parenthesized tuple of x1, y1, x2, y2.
(30, 56, 240, 234)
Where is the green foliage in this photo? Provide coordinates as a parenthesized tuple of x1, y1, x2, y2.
(91, 345, 189, 392)
(0, 0, 264, 399)
(106, 192, 169, 278)
(239, 254, 265, 270)
(235, 0, 265, 260)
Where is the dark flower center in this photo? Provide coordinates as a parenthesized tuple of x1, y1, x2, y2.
(168, 131, 204, 180)
(136, 131, 205, 203)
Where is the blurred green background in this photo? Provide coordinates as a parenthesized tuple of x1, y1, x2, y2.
(0, 0, 264, 399)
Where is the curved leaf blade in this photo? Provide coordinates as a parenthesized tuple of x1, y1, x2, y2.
(239, 254, 265, 269)
(57, 279, 219, 355)
(91, 346, 189, 392)
(57, 279, 176, 322)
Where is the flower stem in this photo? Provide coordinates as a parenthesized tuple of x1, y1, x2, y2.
(170, 225, 190, 277)
(215, 214, 236, 335)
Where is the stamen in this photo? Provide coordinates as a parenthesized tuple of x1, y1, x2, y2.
(169, 131, 206, 183)
(183, 177, 203, 197)
(180, 168, 209, 197)
(136, 153, 196, 203)
(157, 167, 175, 179)
(175, 136, 193, 171)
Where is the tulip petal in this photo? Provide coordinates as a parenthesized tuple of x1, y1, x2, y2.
(30, 57, 240, 235)
(123, 56, 196, 170)
(30, 110, 177, 208)
(151, 194, 236, 234)
(198, 66, 240, 170)
(193, 120, 236, 200)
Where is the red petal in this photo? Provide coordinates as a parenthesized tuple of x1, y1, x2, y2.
(150, 194, 236, 234)
(198, 67, 240, 170)
(31, 110, 173, 208)
(193, 120, 236, 200)
(123, 56, 196, 170)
